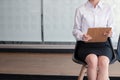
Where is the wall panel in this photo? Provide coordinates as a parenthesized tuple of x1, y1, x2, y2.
(0, 0, 42, 42)
(43, 0, 86, 42)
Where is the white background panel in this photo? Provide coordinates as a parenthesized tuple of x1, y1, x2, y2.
(43, 0, 87, 42)
(103, 0, 120, 47)
(0, 0, 120, 44)
(43, 0, 120, 46)
(0, 0, 42, 42)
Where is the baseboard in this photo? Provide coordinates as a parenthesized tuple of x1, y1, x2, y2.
(0, 48, 74, 53)
(0, 74, 120, 80)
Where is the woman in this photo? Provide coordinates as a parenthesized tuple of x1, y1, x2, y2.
(72, 0, 114, 80)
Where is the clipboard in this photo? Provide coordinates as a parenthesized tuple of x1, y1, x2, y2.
(86, 27, 112, 42)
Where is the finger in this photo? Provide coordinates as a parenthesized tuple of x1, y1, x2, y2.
(104, 32, 108, 36)
(82, 34, 88, 41)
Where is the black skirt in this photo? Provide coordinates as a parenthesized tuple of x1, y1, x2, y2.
(77, 41, 113, 63)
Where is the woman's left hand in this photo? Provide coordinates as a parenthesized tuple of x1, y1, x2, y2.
(104, 30, 112, 37)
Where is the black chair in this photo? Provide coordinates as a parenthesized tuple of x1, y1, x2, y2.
(72, 38, 117, 80)
(117, 34, 120, 62)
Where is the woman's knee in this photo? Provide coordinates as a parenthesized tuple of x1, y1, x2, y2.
(98, 56, 109, 70)
(85, 54, 98, 68)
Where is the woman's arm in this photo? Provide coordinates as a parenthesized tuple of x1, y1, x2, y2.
(72, 8, 84, 41)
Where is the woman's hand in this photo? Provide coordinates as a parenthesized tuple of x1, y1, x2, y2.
(104, 30, 113, 37)
(82, 34, 92, 42)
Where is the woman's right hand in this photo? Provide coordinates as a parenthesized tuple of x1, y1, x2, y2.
(82, 34, 92, 42)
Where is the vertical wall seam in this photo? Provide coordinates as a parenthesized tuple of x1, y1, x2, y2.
(41, 0, 44, 43)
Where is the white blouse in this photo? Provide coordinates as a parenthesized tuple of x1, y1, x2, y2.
(72, 1, 114, 41)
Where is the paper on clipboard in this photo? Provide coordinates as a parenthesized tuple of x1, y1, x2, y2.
(86, 27, 112, 42)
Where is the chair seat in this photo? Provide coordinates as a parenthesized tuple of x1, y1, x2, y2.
(72, 56, 86, 65)
(73, 38, 117, 65)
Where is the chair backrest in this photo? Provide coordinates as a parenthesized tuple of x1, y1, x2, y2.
(72, 38, 117, 64)
(108, 38, 117, 64)
(117, 34, 120, 62)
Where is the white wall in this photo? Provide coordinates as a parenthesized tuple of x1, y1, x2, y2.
(0, 0, 42, 42)
(43, 0, 86, 42)
(0, 0, 119, 45)
(103, 0, 120, 47)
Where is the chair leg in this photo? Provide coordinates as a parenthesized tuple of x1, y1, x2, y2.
(78, 64, 87, 80)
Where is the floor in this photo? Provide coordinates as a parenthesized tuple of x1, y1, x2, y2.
(0, 52, 120, 77)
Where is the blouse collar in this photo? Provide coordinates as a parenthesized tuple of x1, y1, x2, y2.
(86, 0, 103, 9)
